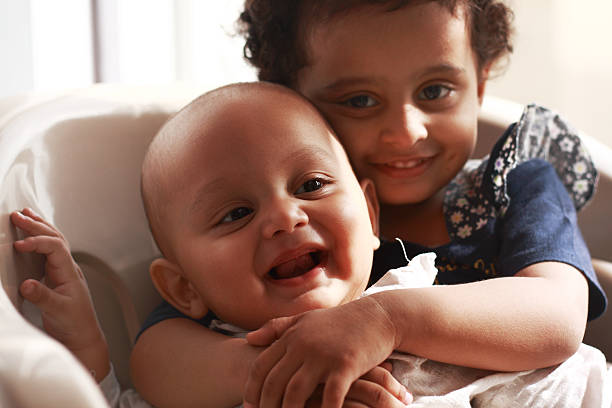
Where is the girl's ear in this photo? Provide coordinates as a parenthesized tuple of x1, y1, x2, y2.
(149, 258, 208, 319)
(477, 63, 492, 105)
(360, 178, 381, 250)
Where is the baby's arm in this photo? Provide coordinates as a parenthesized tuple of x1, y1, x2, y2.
(131, 319, 411, 407)
(11, 208, 110, 383)
(130, 318, 258, 407)
(243, 262, 587, 408)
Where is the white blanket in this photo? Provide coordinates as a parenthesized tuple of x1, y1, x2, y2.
(100, 253, 612, 407)
(392, 344, 611, 407)
(366, 253, 612, 407)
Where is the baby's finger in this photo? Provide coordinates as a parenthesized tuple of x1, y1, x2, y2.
(14, 236, 79, 284)
(359, 367, 411, 405)
(342, 378, 411, 408)
(20, 208, 56, 229)
(244, 342, 287, 408)
(10, 211, 61, 239)
(20, 279, 64, 312)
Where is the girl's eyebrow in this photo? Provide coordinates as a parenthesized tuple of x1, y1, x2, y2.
(322, 77, 379, 93)
(416, 63, 466, 80)
(320, 63, 466, 93)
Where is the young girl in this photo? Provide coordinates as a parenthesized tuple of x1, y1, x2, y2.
(131, 1, 607, 407)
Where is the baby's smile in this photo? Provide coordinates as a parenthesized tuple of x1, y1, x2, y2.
(268, 250, 324, 280)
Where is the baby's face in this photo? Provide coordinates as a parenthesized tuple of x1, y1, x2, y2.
(165, 88, 379, 330)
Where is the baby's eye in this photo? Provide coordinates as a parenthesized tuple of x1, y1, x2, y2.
(220, 207, 253, 224)
(295, 178, 326, 194)
(342, 94, 379, 108)
(418, 85, 451, 101)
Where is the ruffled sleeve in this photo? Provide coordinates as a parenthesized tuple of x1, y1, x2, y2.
(443, 104, 598, 241)
(489, 104, 598, 213)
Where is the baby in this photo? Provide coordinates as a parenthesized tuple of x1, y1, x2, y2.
(12, 82, 610, 407)
(13, 82, 409, 407)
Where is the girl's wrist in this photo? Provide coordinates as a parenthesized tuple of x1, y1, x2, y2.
(359, 294, 400, 351)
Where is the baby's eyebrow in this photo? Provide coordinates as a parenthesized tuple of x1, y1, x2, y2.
(281, 145, 339, 168)
(189, 178, 226, 216)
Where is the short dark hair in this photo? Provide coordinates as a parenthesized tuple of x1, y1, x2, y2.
(239, 0, 514, 86)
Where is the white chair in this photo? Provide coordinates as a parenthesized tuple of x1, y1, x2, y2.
(0, 86, 610, 407)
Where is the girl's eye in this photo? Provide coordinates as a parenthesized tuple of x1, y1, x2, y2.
(295, 178, 325, 194)
(220, 207, 253, 224)
(418, 85, 451, 101)
(342, 94, 379, 108)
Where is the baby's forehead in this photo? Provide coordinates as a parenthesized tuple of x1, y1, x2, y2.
(181, 86, 343, 154)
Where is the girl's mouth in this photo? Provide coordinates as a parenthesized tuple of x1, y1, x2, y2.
(375, 156, 433, 178)
(386, 159, 426, 169)
(268, 251, 322, 280)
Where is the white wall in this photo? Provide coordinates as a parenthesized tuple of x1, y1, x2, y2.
(0, 0, 34, 97)
(1, 1, 610, 146)
(487, 0, 612, 146)
(0, 0, 94, 98)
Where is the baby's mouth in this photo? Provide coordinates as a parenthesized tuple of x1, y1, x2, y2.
(269, 251, 322, 280)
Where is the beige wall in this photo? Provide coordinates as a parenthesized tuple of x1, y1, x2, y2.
(487, 0, 612, 147)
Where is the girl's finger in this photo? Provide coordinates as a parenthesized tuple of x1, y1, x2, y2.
(282, 364, 325, 408)
(259, 353, 303, 408)
(246, 315, 297, 347)
(322, 372, 355, 408)
(244, 341, 288, 408)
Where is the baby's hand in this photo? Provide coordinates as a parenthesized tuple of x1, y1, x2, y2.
(305, 364, 412, 408)
(243, 296, 399, 408)
(11, 208, 109, 382)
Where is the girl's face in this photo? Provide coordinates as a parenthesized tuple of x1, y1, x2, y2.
(296, 2, 486, 208)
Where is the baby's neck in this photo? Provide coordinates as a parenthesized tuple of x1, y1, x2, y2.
(380, 192, 449, 248)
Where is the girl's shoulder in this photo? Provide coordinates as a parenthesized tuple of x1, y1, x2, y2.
(443, 104, 598, 240)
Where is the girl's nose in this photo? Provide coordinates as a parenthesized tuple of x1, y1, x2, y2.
(379, 105, 427, 147)
(261, 198, 309, 239)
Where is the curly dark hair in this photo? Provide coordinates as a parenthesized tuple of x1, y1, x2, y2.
(238, 0, 514, 86)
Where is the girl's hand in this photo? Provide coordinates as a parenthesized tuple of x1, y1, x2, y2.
(243, 296, 400, 408)
(11, 208, 109, 381)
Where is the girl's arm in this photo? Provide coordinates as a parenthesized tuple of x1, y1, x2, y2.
(376, 261, 588, 370)
(243, 261, 588, 408)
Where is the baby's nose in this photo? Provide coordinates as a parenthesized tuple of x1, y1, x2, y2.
(261, 198, 309, 238)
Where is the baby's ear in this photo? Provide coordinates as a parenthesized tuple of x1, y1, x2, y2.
(360, 178, 380, 250)
(149, 258, 208, 319)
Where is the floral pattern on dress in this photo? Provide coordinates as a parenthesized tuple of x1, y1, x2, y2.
(444, 104, 598, 240)
(444, 159, 497, 240)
